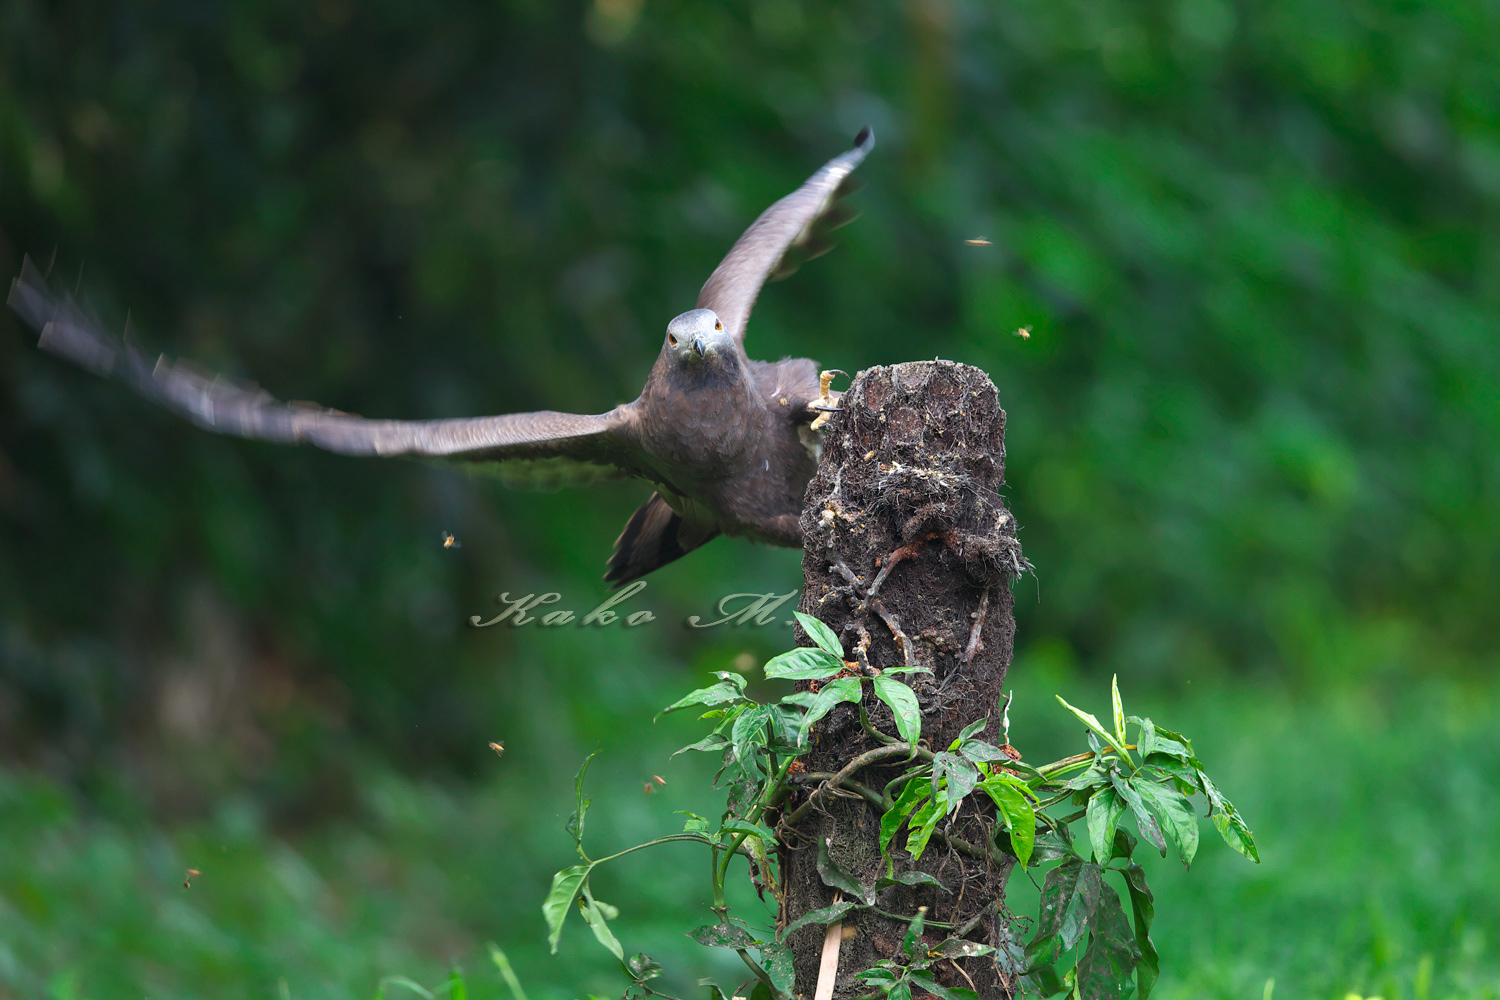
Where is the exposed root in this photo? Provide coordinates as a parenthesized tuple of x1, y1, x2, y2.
(963, 587, 991, 665)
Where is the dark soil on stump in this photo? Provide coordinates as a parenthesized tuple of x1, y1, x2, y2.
(780, 361, 1030, 998)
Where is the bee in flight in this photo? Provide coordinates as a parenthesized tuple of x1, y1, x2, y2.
(964, 237, 993, 246)
(1014, 325, 1032, 340)
(442, 531, 461, 550)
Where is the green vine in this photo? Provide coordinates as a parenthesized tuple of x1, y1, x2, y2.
(542, 613, 1259, 1000)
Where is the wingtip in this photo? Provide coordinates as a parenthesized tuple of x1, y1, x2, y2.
(853, 125, 874, 151)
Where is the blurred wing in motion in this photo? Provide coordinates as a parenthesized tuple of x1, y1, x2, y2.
(696, 127, 873, 345)
(7, 257, 643, 475)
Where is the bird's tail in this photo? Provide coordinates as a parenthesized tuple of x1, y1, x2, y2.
(605, 492, 719, 587)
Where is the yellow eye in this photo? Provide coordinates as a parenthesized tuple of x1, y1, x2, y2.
(715, 320, 722, 330)
(668, 334, 677, 346)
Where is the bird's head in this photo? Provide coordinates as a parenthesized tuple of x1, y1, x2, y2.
(664, 309, 733, 365)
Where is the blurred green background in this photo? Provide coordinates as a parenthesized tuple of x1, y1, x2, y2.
(1, 0, 1497, 997)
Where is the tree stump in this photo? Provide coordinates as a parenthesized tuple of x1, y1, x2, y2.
(783, 361, 1029, 998)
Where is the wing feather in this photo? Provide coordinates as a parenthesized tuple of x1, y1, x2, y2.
(7, 258, 640, 471)
(696, 127, 873, 345)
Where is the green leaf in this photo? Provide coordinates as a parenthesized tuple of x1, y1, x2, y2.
(1086, 786, 1127, 865)
(1056, 695, 1132, 761)
(1131, 715, 1158, 759)
(880, 775, 930, 856)
(932, 752, 980, 812)
(1213, 808, 1259, 861)
(687, 922, 756, 949)
(672, 734, 730, 757)
(1075, 882, 1140, 1000)
(1143, 754, 1200, 790)
(722, 817, 778, 848)
(730, 704, 774, 777)
(713, 670, 749, 691)
(1021, 966, 1065, 998)
(1146, 732, 1192, 760)
(676, 811, 710, 835)
(1024, 859, 1102, 971)
(979, 774, 1036, 867)
(794, 611, 845, 659)
(566, 752, 597, 853)
(764, 647, 845, 681)
(856, 967, 900, 983)
(779, 691, 818, 708)
(958, 740, 1011, 764)
(543, 864, 591, 953)
(580, 890, 625, 961)
(902, 908, 928, 959)
(659, 681, 750, 717)
(905, 793, 945, 861)
(908, 971, 977, 1000)
(1109, 825, 1139, 863)
(955, 717, 989, 744)
(1132, 777, 1200, 867)
(1198, 771, 1260, 862)
(798, 677, 863, 744)
(1124, 863, 1159, 999)
(766, 703, 809, 750)
(1110, 674, 1126, 748)
(1150, 724, 1197, 761)
(875, 870, 950, 893)
(725, 777, 759, 817)
(449, 967, 468, 1000)
(1110, 773, 1167, 856)
(760, 941, 796, 994)
(817, 835, 876, 904)
(872, 674, 922, 745)
(1031, 828, 1077, 865)
(781, 900, 859, 939)
(889, 980, 914, 1000)
(1062, 765, 1110, 793)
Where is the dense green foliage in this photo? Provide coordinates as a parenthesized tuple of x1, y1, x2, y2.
(1, 0, 1496, 997)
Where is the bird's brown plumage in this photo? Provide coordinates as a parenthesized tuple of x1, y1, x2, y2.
(7, 129, 874, 583)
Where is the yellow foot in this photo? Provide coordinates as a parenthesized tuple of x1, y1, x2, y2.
(808, 369, 847, 431)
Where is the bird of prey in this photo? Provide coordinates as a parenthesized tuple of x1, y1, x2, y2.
(8, 129, 874, 584)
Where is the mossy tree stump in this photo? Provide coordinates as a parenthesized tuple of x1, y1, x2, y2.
(780, 361, 1028, 998)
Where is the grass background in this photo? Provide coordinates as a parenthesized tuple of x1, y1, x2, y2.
(2, 666, 1496, 1000)
(2, 0, 1498, 996)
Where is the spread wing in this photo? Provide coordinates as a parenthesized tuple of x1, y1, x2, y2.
(7, 258, 643, 475)
(696, 127, 873, 346)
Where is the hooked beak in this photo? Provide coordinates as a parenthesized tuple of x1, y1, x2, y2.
(691, 336, 706, 359)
